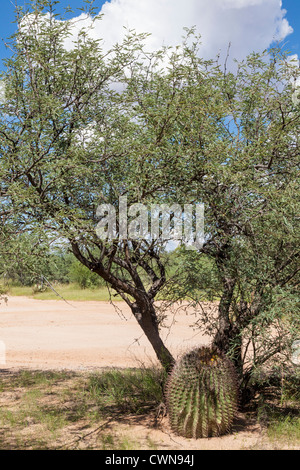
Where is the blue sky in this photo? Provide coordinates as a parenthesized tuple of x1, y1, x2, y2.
(0, 0, 299, 67)
(282, 0, 300, 56)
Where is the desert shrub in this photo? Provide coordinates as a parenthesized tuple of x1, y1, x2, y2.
(68, 260, 105, 289)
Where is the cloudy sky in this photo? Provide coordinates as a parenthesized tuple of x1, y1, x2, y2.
(0, 0, 299, 67)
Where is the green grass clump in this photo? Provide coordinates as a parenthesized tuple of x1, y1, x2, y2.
(267, 414, 300, 445)
(87, 368, 165, 415)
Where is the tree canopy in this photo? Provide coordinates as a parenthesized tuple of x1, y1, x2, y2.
(0, 0, 299, 393)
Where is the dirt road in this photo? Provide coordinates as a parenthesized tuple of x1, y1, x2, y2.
(0, 296, 212, 371)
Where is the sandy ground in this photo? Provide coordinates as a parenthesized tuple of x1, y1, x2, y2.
(0, 296, 213, 371)
(1, 296, 295, 450)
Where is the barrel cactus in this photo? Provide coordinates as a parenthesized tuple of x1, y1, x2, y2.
(166, 346, 239, 438)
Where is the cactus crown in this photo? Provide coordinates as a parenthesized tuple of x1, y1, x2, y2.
(166, 346, 239, 439)
(185, 346, 222, 369)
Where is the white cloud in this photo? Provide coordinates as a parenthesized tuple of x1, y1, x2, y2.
(77, 0, 294, 62)
(19, 1, 294, 64)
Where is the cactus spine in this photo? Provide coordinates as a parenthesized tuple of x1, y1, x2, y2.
(166, 346, 239, 438)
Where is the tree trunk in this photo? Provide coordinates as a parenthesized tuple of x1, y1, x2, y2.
(213, 278, 235, 352)
(70, 243, 175, 373)
(213, 279, 244, 375)
(131, 299, 175, 373)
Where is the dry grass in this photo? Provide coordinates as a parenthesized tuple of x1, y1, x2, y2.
(0, 368, 299, 450)
(0, 368, 164, 450)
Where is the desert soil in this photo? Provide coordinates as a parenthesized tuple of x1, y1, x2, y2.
(0, 296, 214, 371)
(0, 296, 294, 450)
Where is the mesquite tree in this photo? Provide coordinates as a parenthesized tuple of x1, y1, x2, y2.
(0, 0, 184, 371)
(121, 41, 300, 395)
(155, 48, 300, 392)
(1, 1, 299, 387)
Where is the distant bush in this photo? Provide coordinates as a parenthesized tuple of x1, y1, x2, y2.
(68, 260, 105, 289)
